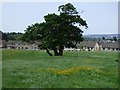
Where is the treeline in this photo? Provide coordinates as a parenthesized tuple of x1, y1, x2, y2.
(1, 31, 119, 42)
(2, 32, 23, 41)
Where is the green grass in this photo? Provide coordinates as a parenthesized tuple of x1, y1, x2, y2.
(2, 49, 118, 88)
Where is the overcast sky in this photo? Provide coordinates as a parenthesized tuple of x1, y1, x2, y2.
(0, 1, 118, 35)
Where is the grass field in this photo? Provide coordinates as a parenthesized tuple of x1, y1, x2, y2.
(2, 49, 118, 88)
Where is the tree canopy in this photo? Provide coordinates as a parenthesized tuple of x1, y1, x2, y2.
(22, 3, 88, 56)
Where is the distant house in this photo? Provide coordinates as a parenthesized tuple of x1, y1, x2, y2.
(101, 41, 119, 51)
(0, 40, 7, 48)
(7, 40, 39, 50)
(7, 40, 16, 49)
(64, 41, 95, 51)
(80, 41, 96, 51)
(0, 31, 7, 48)
(94, 42, 102, 51)
(64, 41, 120, 51)
(1, 39, 119, 51)
(81, 41, 120, 51)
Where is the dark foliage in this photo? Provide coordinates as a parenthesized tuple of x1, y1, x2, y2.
(22, 3, 88, 56)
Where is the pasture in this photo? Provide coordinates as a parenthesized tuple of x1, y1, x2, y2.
(2, 49, 118, 88)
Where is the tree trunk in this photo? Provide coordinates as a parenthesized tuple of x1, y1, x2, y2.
(52, 46, 64, 56)
(59, 45, 64, 56)
(48, 46, 64, 56)
(45, 48, 53, 56)
(53, 48, 59, 56)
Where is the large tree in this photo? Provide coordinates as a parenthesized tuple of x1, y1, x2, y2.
(22, 3, 88, 56)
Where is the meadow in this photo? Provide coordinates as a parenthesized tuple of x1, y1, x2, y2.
(2, 49, 118, 88)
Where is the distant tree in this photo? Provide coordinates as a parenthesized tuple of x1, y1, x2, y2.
(6, 32, 23, 40)
(113, 36, 117, 41)
(2, 33, 8, 41)
(0, 31, 8, 41)
(22, 3, 88, 56)
(102, 37, 105, 40)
